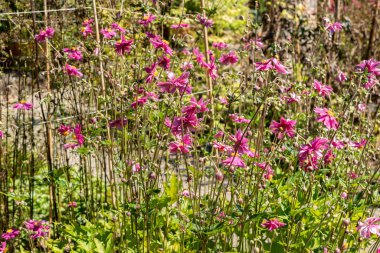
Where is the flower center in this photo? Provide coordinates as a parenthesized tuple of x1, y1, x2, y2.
(6, 229, 12, 233)
(327, 110, 334, 117)
(20, 100, 26, 104)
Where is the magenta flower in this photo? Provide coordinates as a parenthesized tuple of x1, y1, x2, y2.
(131, 96, 148, 109)
(149, 36, 173, 55)
(35, 27, 55, 42)
(0, 130, 4, 140)
(363, 74, 378, 89)
(58, 124, 72, 136)
(13, 100, 33, 111)
(324, 149, 335, 165)
(213, 141, 234, 153)
(255, 162, 274, 180)
(111, 23, 126, 34)
(313, 80, 333, 97)
(336, 71, 347, 83)
(81, 25, 93, 37)
(331, 139, 345, 149)
(219, 51, 239, 65)
(356, 59, 380, 76)
(283, 93, 301, 104)
(158, 56, 171, 70)
(169, 134, 192, 154)
(193, 48, 218, 79)
(170, 23, 190, 29)
(349, 138, 367, 149)
(181, 62, 193, 71)
(101, 28, 116, 39)
(357, 217, 380, 238)
(0, 242, 6, 253)
(165, 113, 199, 135)
(82, 18, 94, 26)
(109, 118, 128, 129)
(196, 14, 214, 28)
(139, 14, 156, 27)
(255, 58, 290, 74)
(115, 35, 133, 55)
(229, 129, 252, 156)
(229, 113, 250, 124)
(269, 117, 297, 139)
(222, 155, 246, 168)
(1, 228, 20, 240)
(145, 62, 158, 83)
(314, 107, 339, 130)
(212, 42, 228, 50)
(63, 47, 83, 61)
(24, 220, 50, 239)
(157, 71, 191, 94)
(182, 97, 209, 115)
(65, 64, 83, 77)
(67, 201, 77, 208)
(244, 38, 264, 50)
(74, 124, 84, 146)
(299, 137, 329, 170)
(261, 218, 286, 231)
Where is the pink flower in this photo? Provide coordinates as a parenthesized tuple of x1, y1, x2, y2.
(348, 171, 359, 179)
(65, 64, 83, 77)
(341, 192, 347, 199)
(145, 62, 158, 83)
(212, 42, 228, 50)
(255, 58, 290, 75)
(196, 14, 214, 27)
(132, 162, 142, 173)
(82, 18, 94, 26)
(244, 38, 264, 49)
(314, 107, 339, 130)
(357, 103, 367, 112)
(356, 59, 380, 76)
(58, 124, 72, 136)
(255, 162, 274, 180)
(131, 96, 148, 109)
(74, 124, 84, 146)
(111, 23, 126, 33)
(63, 47, 83, 61)
(149, 35, 173, 55)
(0, 242, 6, 253)
(169, 134, 192, 154)
(139, 14, 156, 26)
(299, 137, 329, 170)
(13, 100, 33, 110)
(313, 80, 333, 97)
(158, 56, 171, 70)
(181, 62, 193, 71)
(1, 228, 20, 240)
(0, 130, 3, 139)
(81, 25, 93, 37)
(324, 149, 335, 164)
(101, 28, 116, 39)
(193, 48, 218, 79)
(326, 22, 342, 33)
(109, 118, 127, 129)
(67, 201, 77, 208)
(363, 74, 378, 89)
(222, 155, 246, 168)
(213, 141, 234, 153)
(182, 97, 209, 114)
(35, 27, 55, 42)
(171, 23, 190, 29)
(283, 93, 301, 104)
(165, 114, 199, 135)
(261, 218, 286, 231)
(229, 114, 250, 124)
(336, 71, 347, 83)
(331, 139, 345, 149)
(229, 130, 252, 156)
(24, 220, 50, 239)
(114, 35, 133, 55)
(219, 51, 239, 65)
(348, 138, 367, 149)
(157, 72, 191, 94)
(357, 217, 380, 238)
(269, 117, 297, 139)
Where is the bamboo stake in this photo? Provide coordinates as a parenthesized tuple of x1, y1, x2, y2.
(92, 0, 117, 208)
(200, 0, 214, 129)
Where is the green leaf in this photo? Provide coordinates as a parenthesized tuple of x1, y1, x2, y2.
(94, 238, 106, 253)
(165, 174, 180, 204)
